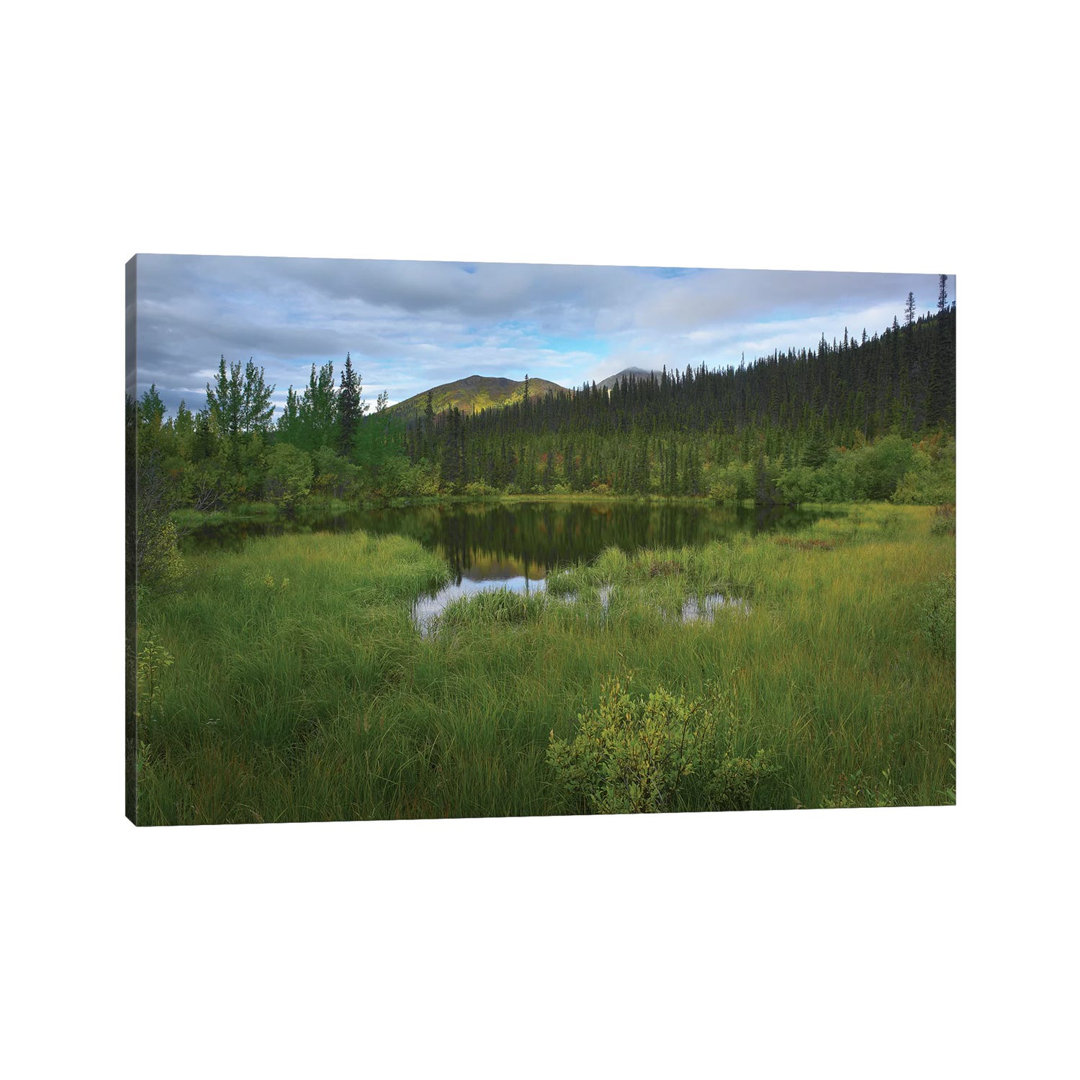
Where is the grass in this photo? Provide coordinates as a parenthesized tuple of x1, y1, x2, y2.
(171, 501, 280, 529)
(134, 502, 955, 824)
(171, 490, 820, 527)
(171, 497, 357, 530)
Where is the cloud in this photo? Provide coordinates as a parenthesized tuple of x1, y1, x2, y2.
(132, 254, 953, 416)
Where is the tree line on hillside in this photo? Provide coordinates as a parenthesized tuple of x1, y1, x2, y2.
(416, 284, 954, 467)
(130, 284, 955, 581)
(402, 285, 954, 500)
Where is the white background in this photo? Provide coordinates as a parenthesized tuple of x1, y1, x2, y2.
(3, 2, 1076, 1077)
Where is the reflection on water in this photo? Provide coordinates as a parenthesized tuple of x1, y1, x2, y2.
(412, 575, 548, 636)
(186, 498, 799, 637)
(186, 499, 835, 585)
(411, 576, 751, 637)
(681, 593, 750, 621)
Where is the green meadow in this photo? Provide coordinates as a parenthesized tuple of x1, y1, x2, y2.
(133, 502, 955, 824)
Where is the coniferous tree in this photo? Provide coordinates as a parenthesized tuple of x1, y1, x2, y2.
(277, 388, 301, 442)
(754, 453, 774, 506)
(802, 422, 830, 469)
(338, 353, 366, 457)
(423, 389, 435, 458)
(192, 411, 215, 462)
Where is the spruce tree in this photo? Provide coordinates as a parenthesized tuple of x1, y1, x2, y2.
(802, 423, 831, 469)
(338, 353, 364, 457)
(423, 389, 435, 458)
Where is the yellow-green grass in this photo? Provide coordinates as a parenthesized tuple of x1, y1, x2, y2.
(134, 504, 954, 824)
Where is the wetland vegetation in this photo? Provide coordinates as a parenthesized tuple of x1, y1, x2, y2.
(132, 503, 954, 824)
(128, 286, 955, 824)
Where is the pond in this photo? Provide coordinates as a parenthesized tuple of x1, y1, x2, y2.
(185, 500, 833, 633)
(186, 500, 827, 572)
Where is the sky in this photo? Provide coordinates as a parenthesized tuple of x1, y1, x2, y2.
(131, 255, 954, 417)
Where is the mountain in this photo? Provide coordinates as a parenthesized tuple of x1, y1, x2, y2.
(387, 374, 566, 420)
(594, 367, 660, 391)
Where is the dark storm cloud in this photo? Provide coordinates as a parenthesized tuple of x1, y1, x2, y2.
(132, 254, 953, 417)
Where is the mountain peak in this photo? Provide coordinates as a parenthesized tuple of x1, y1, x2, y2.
(387, 374, 566, 419)
(594, 367, 660, 391)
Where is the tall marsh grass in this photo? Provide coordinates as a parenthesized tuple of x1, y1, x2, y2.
(134, 504, 955, 824)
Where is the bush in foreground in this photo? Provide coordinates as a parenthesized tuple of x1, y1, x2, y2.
(547, 676, 773, 814)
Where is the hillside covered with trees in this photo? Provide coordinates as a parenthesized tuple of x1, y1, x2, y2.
(130, 283, 955, 583)
(387, 374, 566, 422)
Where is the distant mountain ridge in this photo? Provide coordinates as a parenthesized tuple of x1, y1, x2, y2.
(594, 367, 661, 391)
(388, 374, 566, 420)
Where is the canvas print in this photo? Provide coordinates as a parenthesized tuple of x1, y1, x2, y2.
(126, 256, 956, 825)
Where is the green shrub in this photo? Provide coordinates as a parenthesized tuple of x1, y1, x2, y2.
(823, 767, 899, 809)
(777, 465, 817, 507)
(547, 676, 772, 813)
(136, 636, 174, 725)
(136, 515, 185, 590)
(311, 446, 360, 499)
(893, 441, 956, 505)
(710, 748, 775, 811)
(861, 435, 917, 500)
(709, 478, 738, 504)
(264, 443, 314, 512)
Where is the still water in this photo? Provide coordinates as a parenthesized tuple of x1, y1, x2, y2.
(187, 499, 826, 578)
(187, 500, 830, 632)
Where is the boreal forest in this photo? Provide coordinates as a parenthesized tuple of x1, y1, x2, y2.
(130, 280, 955, 550)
